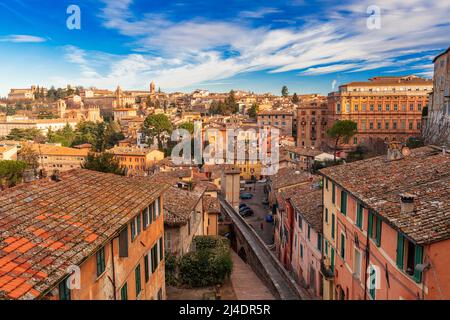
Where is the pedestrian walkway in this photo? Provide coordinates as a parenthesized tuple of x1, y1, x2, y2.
(230, 251, 275, 300)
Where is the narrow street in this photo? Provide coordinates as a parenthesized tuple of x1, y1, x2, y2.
(239, 181, 274, 245)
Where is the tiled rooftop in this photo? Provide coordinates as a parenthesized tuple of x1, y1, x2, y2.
(269, 167, 314, 190)
(163, 185, 206, 226)
(320, 146, 450, 244)
(203, 196, 221, 214)
(0, 169, 168, 300)
(282, 183, 323, 232)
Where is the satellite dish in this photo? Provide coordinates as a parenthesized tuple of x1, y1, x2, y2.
(402, 146, 411, 157)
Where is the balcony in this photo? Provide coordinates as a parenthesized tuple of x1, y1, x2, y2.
(320, 261, 334, 280)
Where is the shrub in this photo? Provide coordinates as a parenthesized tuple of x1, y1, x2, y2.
(178, 236, 233, 287)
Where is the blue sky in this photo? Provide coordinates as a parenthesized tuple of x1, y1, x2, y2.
(0, 0, 449, 97)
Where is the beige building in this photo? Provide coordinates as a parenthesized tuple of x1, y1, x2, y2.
(297, 97, 328, 148)
(7, 86, 42, 101)
(0, 118, 78, 138)
(423, 47, 450, 147)
(257, 110, 294, 136)
(29, 143, 89, 172)
(0, 145, 18, 160)
(108, 146, 165, 176)
(328, 76, 432, 150)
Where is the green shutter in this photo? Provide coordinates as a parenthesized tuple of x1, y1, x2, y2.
(341, 191, 347, 215)
(368, 211, 374, 238)
(144, 255, 149, 282)
(375, 217, 382, 246)
(340, 234, 345, 259)
(121, 283, 128, 300)
(396, 232, 404, 269)
(413, 245, 424, 283)
(356, 204, 363, 229)
(331, 214, 335, 239)
(135, 264, 141, 295)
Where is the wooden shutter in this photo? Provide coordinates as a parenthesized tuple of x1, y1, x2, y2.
(413, 245, 423, 283)
(396, 232, 404, 269)
(341, 191, 347, 215)
(331, 214, 335, 239)
(119, 226, 129, 257)
(330, 248, 335, 272)
(332, 183, 335, 204)
(368, 211, 374, 238)
(144, 255, 149, 282)
(375, 217, 382, 246)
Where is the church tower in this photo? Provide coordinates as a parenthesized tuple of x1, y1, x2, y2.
(150, 81, 156, 95)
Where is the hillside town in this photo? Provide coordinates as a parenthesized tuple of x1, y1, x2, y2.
(0, 44, 449, 302)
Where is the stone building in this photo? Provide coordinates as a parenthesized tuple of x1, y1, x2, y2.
(297, 97, 328, 148)
(423, 47, 450, 147)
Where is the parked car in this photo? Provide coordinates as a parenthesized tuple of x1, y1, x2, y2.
(262, 199, 269, 206)
(265, 215, 274, 223)
(257, 179, 267, 184)
(239, 204, 250, 212)
(240, 208, 254, 217)
(240, 193, 253, 200)
(239, 203, 248, 209)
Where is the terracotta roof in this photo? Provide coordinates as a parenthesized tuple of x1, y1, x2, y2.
(269, 167, 314, 190)
(0, 169, 168, 300)
(30, 144, 88, 157)
(163, 186, 205, 226)
(319, 146, 450, 244)
(282, 184, 323, 232)
(147, 170, 192, 185)
(203, 196, 221, 214)
(283, 146, 322, 157)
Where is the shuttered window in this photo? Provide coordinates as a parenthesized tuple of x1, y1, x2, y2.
(332, 183, 335, 204)
(135, 264, 141, 296)
(144, 255, 149, 283)
(120, 283, 128, 300)
(375, 217, 382, 247)
(143, 207, 149, 229)
(396, 232, 404, 269)
(413, 245, 424, 283)
(331, 214, 335, 239)
(368, 210, 374, 238)
(96, 247, 106, 277)
(59, 279, 71, 300)
(119, 226, 128, 257)
(356, 203, 363, 229)
(340, 233, 345, 259)
(159, 237, 164, 261)
(340, 191, 347, 215)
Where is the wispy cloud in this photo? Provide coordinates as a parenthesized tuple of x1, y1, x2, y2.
(63, 0, 448, 90)
(239, 7, 281, 19)
(0, 34, 46, 43)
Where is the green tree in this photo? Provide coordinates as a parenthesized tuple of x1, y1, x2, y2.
(5, 128, 46, 142)
(292, 93, 299, 104)
(143, 114, 173, 149)
(327, 120, 358, 162)
(248, 103, 259, 118)
(281, 85, 289, 97)
(178, 122, 195, 134)
(0, 160, 28, 187)
(82, 152, 125, 175)
(47, 124, 76, 147)
(104, 121, 125, 149)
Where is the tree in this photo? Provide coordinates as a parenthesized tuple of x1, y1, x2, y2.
(178, 122, 195, 134)
(327, 120, 358, 162)
(104, 121, 125, 149)
(248, 103, 259, 118)
(82, 152, 125, 175)
(17, 144, 40, 172)
(292, 93, 299, 104)
(47, 124, 76, 147)
(281, 85, 289, 97)
(5, 128, 46, 142)
(0, 160, 28, 188)
(143, 114, 173, 149)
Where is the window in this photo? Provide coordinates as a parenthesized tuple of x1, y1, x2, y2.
(340, 191, 347, 215)
(307, 225, 311, 241)
(409, 122, 413, 130)
(135, 264, 142, 296)
(396, 232, 424, 283)
(368, 211, 382, 246)
(394, 104, 398, 111)
(59, 279, 71, 300)
(300, 244, 303, 259)
(96, 247, 106, 277)
(369, 122, 374, 130)
(317, 233, 322, 252)
(325, 178, 329, 190)
(385, 122, 389, 130)
(119, 226, 128, 257)
(298, 215, 303, 230)
(368, 265, 377, 299)
(325, 208, 329, 223)
(354, 248, 362, 280)
(159, 237, 164, 261)
(393, 122, 397, 129)
(377, 104, 382, 111)
(331, 214, 335, 239)
(131, 215, 141, 241)
(151, 244, 158, 273)
(356, 203, 363, 229)
(143, 207, 149, 229)
(120, 283, 128, 300)
(386, 104, 390, 111)
(377, 122, 381, 129)
(370, 104, 374, 111)
(144, 255, 149, 282)
(353, 137, 357, 145)
(340, 233, 345, 259)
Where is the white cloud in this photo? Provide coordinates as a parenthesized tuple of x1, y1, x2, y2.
(63, 0, 450, 91)
(0, 34, 46, 43)
(239, 8, 281, 19)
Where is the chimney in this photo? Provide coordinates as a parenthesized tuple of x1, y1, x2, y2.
(400, 193, 415, 214)
(386, 141, 405, 161)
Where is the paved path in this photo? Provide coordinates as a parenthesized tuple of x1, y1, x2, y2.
(230, 251, 275, 300)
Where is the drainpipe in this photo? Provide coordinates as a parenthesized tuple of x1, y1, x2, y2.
(110, 235, 119, 300)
